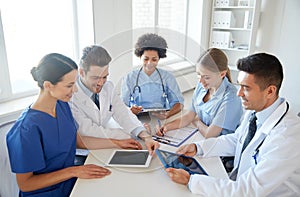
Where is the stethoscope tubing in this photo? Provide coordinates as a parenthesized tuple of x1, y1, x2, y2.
(133, 66, 166, 97)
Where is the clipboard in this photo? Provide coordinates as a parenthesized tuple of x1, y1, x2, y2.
(152, 127, 198, 147)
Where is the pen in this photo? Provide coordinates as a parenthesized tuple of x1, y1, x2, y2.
(153, 137, 170, 144)
(252, 150, 259, 165)
(157, 119, 164, 136)
(152, 135, 177, 144)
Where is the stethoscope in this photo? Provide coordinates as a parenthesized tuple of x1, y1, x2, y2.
(251, 102, 289, 164)
(132, 67, 167, 98)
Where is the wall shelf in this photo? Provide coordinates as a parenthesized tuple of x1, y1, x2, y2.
(209, 0, 261, 82)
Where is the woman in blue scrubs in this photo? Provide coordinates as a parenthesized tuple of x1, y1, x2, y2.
(6, 53, 142, 197)
(121, 33, 184, 119)
(157, 48, 243, 138)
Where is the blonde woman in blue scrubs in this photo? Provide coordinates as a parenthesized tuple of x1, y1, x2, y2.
(158, 48, 243, 138)
(121, 33, 184, 119)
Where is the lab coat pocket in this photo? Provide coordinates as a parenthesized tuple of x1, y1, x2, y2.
(102, 110, 113, 125)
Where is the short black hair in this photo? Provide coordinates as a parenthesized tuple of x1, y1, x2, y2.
(134, 33, 168, 58)
(237, 53, 283, 94)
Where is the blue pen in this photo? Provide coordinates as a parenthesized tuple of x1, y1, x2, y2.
(252, 150, 259, 165)
(157, 119, 164, 136)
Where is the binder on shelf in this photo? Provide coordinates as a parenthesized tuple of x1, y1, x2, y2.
(215, 0, 234, 7)
(244, 10, 253, 29)
(213, 11, 235, 28)
(211, 31, 232, 48)
(238, 0, 250, 7)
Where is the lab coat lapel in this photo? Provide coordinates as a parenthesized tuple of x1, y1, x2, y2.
(237, 100, 288, 176)
(233, 111, 251, 168)
(76, 84, 101, 122)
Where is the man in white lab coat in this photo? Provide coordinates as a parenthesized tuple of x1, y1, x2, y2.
(69, 45, 159, 154)
(165, 53, 300, 196)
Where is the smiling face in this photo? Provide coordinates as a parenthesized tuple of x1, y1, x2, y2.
(141, 50, 160, 75)
(237, 71, 277, 112)
(80, 65, 109, 93)
(196, 64, 226, 90)
(47, 69, 78, 102)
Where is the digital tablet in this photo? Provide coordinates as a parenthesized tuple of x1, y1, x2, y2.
(106, 150, 152, 168)
(141, 108, 169, 113)
(155, 149, 208, 175)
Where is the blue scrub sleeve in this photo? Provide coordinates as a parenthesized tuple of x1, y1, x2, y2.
(7, 124, 45, 173)
(165, 73, 184, 108)
(211, 95, 242, 132)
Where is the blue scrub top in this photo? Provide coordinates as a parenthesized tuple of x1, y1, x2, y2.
(190, 77, 243, 135)
(6, 101, 78, 197)
(121, 68, 184, 109)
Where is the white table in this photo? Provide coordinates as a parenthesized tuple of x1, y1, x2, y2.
(70, 131, 228, 197)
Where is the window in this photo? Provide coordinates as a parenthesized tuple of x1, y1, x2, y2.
(132, 0, 188, 66)
(132, 0, 202, 68)
(0, 0, 78, 102)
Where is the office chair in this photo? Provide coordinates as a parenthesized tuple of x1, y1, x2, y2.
(0, 120, 19, 197)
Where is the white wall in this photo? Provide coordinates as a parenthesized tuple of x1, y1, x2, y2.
(92, 0, 300, 112)
(256, 0, 300, 112)
(92, 0, 133, 86)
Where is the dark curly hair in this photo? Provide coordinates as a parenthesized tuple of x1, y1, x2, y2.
(134, 33, 168, 58)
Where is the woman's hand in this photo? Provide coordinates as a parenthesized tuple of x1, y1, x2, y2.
(155, 123, 167, 136)
(130, 105, 143, 115)
(151, 111, 170, 119)
(75, 164, 111, 179)
(113, 139, 143, 150)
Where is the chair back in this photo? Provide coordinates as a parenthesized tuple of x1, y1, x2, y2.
(0, 120, 19, 197)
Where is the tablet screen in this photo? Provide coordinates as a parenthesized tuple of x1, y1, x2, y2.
(156, 149, 208, 175)
(106, 150, 152, 167)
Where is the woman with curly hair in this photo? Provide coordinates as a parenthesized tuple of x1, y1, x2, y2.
(121, 33, 184, 119)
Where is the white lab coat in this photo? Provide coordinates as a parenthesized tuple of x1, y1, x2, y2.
(69, 81, 144, 139)
(189, 100, 300, 196)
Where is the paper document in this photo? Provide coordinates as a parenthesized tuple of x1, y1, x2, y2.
(152, 127, 198, 147)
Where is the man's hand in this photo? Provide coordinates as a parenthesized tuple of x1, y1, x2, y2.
(176, 143, 197, 157)
(144, 136, 159, 156)
(166, 168, 190, 185)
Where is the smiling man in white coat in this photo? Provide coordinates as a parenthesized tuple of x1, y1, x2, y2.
(165, 53, 300, 196)
(69, 45, 159, 154)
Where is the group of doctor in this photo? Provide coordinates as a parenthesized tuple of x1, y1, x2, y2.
(6, 32, 300, 197)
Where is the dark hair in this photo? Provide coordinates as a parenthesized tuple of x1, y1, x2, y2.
(237, 53, 283, 94)
(80, 45, 112, 72)
(197, 48, 232, 83)
(30, 53, 78, 89)
(134, 33, 168, 58)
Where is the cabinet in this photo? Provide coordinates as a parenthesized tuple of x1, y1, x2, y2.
(209, 0, 261, 79)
